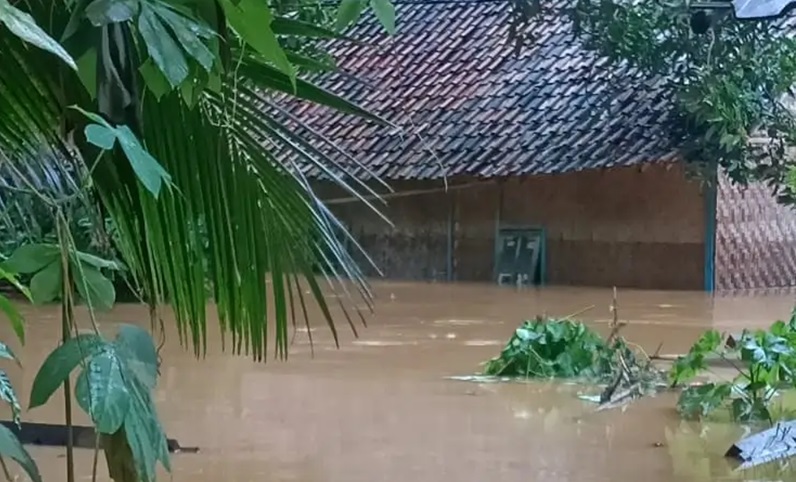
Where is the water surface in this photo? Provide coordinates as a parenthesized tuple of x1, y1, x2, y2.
(6, 282, 796, 481)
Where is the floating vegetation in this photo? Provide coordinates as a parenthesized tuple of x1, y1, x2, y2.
(481, 317, 616, 379)
(479, 289, 667, 410)
(670, 312, 796, 424)
(472, 292, 796, 470)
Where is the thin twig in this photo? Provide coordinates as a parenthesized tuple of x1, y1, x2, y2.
(651, 342, 663, 358)
(562, 305, 595, 321)
(625, 340, 653, 364)
(92, 431, 100, 482)
(606, 286, 626, 345)
(0, 456, 12, 482)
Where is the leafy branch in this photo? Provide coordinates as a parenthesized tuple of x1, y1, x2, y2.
(29, 325, 169, 482)
(0, 269, 40, 482)
(670, 315, 796, 422)
(509, 0, 796, 200)
(573, 0, 796, 199)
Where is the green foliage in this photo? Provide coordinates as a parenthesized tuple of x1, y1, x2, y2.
(0, 195, 115, 268)
(524, 1, 796, 201)
(670, 314, 796, 422)
(31, 324, 169, 482)
(336, 0, 395, 33)
(0, 0, 397, 363)
(0, 0, 400, 480)
(0, 0, 75, 69)
(3, 243, 120, 309)
(0, 267, 30, 343)
(0, 423, 41, 482)
(482, 317, 621, 379)
(78, 108, 172, 199)
(0, 266, 40, 482)
(272, 0, 340, 73)
(29, 333, 104, 409)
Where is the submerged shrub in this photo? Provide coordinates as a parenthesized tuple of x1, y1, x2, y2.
(671, 313, 796, 423)
(482, 317, 623, 379)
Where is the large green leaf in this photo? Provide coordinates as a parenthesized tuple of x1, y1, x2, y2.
(2, 243, 60, 274)
(220, 0, 294, 83)
(74, 250, 122, 271)
(74, 264, 116, 310)
(151, 2, 215, 72)
(139, 57, 172, 100)
(85, 0, 139, 26)
(138, 3, 190, 87)
(0, 0, 76, 69)
(122, 376, 170, 481)
(114, 324, 158, 389)
(0, 424, 41, 482)
(29, 334, 104, 409)
(75, 349, 130, 434)
(370, 0, 395, 34)
(29, 260, 63, 305)
(335, 0, 365, 31)
(79, 108, 173, 198)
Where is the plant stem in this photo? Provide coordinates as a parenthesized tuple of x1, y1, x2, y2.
(0, 456, 12, 482)
(62, 296, 75, 482)
(92, 432, 100, 482)
(58, 213, 75, 482)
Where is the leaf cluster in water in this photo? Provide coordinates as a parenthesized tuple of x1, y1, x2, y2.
(481, 317, 625, 380)
(671, 310, 796, 423)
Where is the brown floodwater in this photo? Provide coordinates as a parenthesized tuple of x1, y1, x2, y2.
(4, 281, 796, 481)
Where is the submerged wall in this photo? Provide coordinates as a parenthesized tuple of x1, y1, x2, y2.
(319, 163, 706, 289)
(715, 174, 796, 291)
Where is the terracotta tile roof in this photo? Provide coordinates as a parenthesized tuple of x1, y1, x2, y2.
(716, 172, 796, 291)
(276, 0, 679, 179)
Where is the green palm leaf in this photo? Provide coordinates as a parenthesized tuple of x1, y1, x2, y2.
(0, 0, 396, 362)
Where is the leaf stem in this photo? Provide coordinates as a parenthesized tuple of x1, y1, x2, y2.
(0, 455, 11, 482)
(92, 431, 100, 482)
(61, 274, 75, 482)
(55, 209, 77, 482)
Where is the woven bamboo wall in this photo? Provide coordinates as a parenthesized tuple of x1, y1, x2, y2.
(715, 174, 796, 291)
(456, 164, 705, 289)
(321, 183, 451, 281)
(319, 163, 706, 289)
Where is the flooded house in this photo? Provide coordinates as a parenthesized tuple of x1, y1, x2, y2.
(281, 0, 796, 292)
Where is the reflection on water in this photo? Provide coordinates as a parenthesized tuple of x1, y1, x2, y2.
(3, 282, 796, 481)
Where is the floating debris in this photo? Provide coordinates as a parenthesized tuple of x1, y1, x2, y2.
(433, 319, 488, 326)
(463, 340, 503, 347)
(727, 421, 796, 470)
(475, 288, 667, 411)
(445, 375, 525, 384)
(351, 340, 416, 347)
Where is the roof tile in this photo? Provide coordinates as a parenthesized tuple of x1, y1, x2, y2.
(273, 0, 677, 179)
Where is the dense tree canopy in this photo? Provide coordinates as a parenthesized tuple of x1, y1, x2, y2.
(512, 0, 796, 202)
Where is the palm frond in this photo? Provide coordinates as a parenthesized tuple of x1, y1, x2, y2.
(0, 0, 396, 362)
(0, 23, 92, 250)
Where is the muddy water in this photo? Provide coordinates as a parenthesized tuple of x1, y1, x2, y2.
(5, 282, 796, 481)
